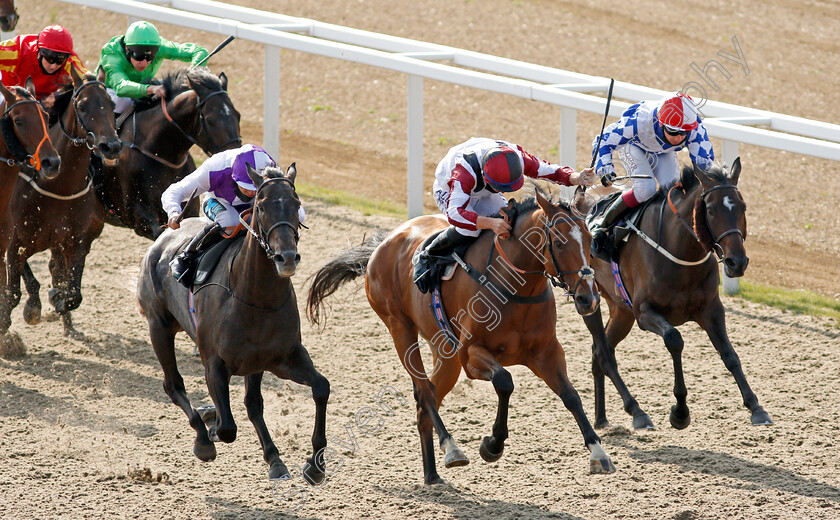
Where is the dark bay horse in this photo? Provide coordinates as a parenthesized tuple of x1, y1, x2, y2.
(307, 189, 616, 484)
(95, 67, 241, 239)
(4, 70, 121, 337)
(137, 164, 328, 483)
(0, 80, 60, 336)
(584, 159, 773, 430)
(0, 0, 18, 32)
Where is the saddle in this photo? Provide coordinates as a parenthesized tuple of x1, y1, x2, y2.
(411, 229, 471, 294)
(587, 192, 656, 262)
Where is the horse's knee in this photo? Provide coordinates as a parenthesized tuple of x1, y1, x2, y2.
(491, 369, 514, 397)
(663, 327, 683, 352)
(310, 374, 330, 403)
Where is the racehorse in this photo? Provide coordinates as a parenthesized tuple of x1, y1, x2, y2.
(0, 0, 18, 32)
(583, 159, 773, 430)
(0, 80, 60, 336)
(4, 70, 121, 337)
(95, 66, 241, 239)
(137, 163, 328, 483)
(307, 189, 616, 484)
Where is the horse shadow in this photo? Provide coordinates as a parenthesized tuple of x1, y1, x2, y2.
(608, 436, 840, 503)
(204, 496, 324, 520)
(724, 306, 840, 340)
(372, 483, 586, 520)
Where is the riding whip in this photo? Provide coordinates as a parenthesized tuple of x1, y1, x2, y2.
(195, 35, 235, 68)
(589, 78, 615, 185)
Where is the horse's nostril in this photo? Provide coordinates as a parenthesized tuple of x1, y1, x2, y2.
(294, 254, 301, 264)
(575, 294, 592, 308)
(724, 258, 736, 269)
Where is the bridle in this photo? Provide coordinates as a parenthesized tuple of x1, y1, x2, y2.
(2, 96, 52, 170)
(493, 210, 595, 299)
(237, 177, 305, 259)
(57, 80, 108, 152)
(160, 89, 242, 157)
(667, 181, 745, 260)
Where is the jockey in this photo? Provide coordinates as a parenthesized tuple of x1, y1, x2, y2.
(0, 25, 88, 105)
(97, 21, 208, 115)
(162, 144, 293, 283)
(422, 137, 595, 262)
(588, 92, 715, 261)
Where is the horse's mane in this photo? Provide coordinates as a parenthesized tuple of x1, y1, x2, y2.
(48, 83, 74, 126)
(159, 67, 222, 99)
(677, 162, 728, 192)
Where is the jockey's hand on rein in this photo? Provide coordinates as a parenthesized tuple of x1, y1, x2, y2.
(600, 171, 616, 187)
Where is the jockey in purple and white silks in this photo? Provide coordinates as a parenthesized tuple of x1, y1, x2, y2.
(587, 93, 715, 261)
(161, 143, 302, 283)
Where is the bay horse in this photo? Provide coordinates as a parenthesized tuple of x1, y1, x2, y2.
(307, 189, 616, 484)
(95, 66, 241, 239)
(583, 159, 773, 430)
(137, 163, 328, 483)
(4, 70, 121, 337)
(0, 79, 60, 336)
(0, 0, 17, 32)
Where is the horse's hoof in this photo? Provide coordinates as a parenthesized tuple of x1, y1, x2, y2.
(751, 409, 774, 426)
(268, 462, 291, 481)
(594, 419, 611, 430)
(196, 405, 216, 426)
(479, 436, 504, 463)
(207, 425, 220, 443)
(444, 448, 469, 468)
(633, 413, 655, 430)
(590, 456, 616, 474)
(193, 441, 216, 462)
(302, 460, 325, 485)
(669, 405, 691, 430)
(425, 473, 445, 485)
(22, 302, 41, 325)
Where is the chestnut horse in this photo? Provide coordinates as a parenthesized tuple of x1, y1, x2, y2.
(0, 80, 60, 336)
(137, 164, 328, 483)
(583, 159, 773, 430)
(5, 70, 121, 337)
(307, 190, 616, 484)
(0, 0, 18, 32)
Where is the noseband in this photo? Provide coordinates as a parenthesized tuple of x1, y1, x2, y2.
(57, 80, 108, 151)
(237, 177, 303, 259)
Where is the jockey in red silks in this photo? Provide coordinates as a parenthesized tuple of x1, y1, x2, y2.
(422, 137, 595, 261)
(588, 92, 715, 260)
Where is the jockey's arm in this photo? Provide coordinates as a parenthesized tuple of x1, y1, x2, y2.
(476, 215, 511, 237)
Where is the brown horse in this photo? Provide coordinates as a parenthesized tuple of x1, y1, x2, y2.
(0, 80, 60, 336)
(583, 159, 773, 430)
(307, 189, 616, 484)
(0, 0, 18, 32)
(4, 70, 121, 337)
(95, 67, 241, 239)
(137, 164, 328, 483)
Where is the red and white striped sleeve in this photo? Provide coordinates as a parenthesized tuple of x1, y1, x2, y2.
(445, 164, 478, 231)
(517, 146, 574, 185)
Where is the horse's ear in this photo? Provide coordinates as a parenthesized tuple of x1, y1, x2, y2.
(24, 76, 36, 97)
(245, 162, 263, 187)
(96, 66, 107, 83)
(692, 162, 713, 188)
(534, 187, 553, 214)
(218, 72, 228, 91)
(70, 66, 82, 88)
(285, 162, 297, 184)
(729, 156, 741, 185)
(0, 81, 14, 106)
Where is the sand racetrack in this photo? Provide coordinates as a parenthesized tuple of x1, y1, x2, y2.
(2, 1, 840, 519)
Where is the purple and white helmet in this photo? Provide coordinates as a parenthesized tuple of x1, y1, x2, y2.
(231, 144, 276, 191)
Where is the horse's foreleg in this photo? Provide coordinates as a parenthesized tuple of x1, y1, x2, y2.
(147, 314, 216, 462)
(699, 299, 773, 426)
(244, 372, 290, 481)
(21, 261, 42, 325)
(269, 343, 329, 485)
(637, 303, 690, 429)
(527, 342, 616, 474)
(204, 356, 236, 444)
(584, 304, 653, 430)
(462, 346, 512, 463)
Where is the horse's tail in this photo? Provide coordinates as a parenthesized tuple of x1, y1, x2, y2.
(306, 231, 387, 326)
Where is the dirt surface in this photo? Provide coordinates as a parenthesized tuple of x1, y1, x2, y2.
(1, 1, 839, 519)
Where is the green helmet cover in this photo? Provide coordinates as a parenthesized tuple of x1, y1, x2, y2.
(125, 21, 161, 47)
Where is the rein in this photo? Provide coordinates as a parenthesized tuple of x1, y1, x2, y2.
(159, 90, 241, 157)
(56, 80, 107, 151)
(236, 177, 304, 259)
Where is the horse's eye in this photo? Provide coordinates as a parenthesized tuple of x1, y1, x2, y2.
(554, 239, 563, 248)
(13, 118, 23, 127)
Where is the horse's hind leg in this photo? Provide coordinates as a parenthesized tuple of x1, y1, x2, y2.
(698, 299, 773, 426)
(21, 261, 41, 325)
(244, 372, 290, 481)
(637, 303, 690, 429)
(527, 340, 616, 474)
(269, 343, 330, 485)
(147, 314, 216, 461)
(204, 356, 237, 443)
(584, 302, 653, 430)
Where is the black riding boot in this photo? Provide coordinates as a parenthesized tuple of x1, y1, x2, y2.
(588, 196, 629, 262)
(170, 222, 223, 284)
(414, 227, 475, 293)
